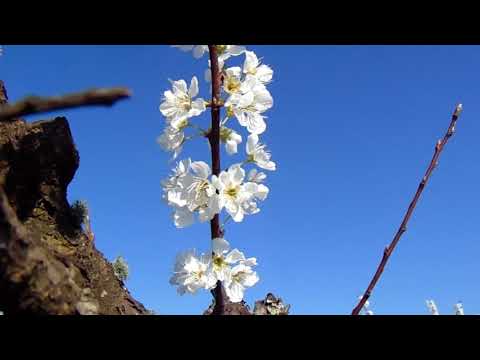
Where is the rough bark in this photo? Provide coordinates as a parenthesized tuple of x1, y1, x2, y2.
(203, 292, 291, 316)
(0, 98, 148, 314)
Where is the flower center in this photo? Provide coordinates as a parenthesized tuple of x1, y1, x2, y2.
(225, 186, 239, 199)
(194, 180, 211, 203)
(224, 77, 241, 94)
(179, 96, 192, 111)
(220, 127, 233, 142)
(195, 270, 205, 280)
(216, 45, 227, 54)
(213, 255, 226, 270)
(177, 118, 189, 130)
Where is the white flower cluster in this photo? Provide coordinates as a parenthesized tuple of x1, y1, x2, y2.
(159, 45, 275, 228)
(426, 299, 465, 315)
(159, 45, 275, 304)
(170, 238, 259, 302)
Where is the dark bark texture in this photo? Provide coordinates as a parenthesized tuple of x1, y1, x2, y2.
(0, 91, 148, 314)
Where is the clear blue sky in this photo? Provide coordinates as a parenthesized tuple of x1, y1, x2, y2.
(2, 45, 479, 315)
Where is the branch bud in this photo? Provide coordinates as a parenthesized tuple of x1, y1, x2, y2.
(454, 104, 463, 117)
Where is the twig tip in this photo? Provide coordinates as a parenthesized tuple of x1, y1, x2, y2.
(454, 104, 463, 117)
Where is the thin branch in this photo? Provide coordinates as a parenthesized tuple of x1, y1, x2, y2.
(207, 45, 227, 315)
(351, 104, 463, 315)
(0, 87, 131, 122)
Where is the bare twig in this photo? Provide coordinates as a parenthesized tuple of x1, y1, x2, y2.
(351, 104, 463, 315)
(0, 87, 131, 121)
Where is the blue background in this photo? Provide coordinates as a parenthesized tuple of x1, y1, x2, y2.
(1, 45, 478, 314)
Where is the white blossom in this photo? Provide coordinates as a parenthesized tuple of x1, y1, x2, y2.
(224, 263, 259, 303)
(216, 45, 246, 63)
(246, 134, 276, 171)
(211, 237, 246, 282)
(162, 160, 221, 228)
(172, 45, 209, 59)
(223, 67, 243, 95)
(211, 165, 250, 222)
(243, 50, 273, 84)
(212, 165, 269, 221)
(157, 124, 185, 159)
(159, 76, 206, 124)
(180, 162, 218, 217)
(170, 250, 216, 295)
(211, 238, 258, 303)
(426, 299, 439, 315)
(225, 76, 273, 134)
(161, 158, 191, 206)
(247, 168, 267, 183)
(454, 302, 464, 315)
(173, 206, 195, 228)
(220, 126, 242, 155)
(241, 181, 269, 216)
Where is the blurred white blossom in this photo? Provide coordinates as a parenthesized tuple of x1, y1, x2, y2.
(426, 300, 439, 315)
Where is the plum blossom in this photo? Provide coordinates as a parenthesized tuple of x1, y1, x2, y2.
(211, 237, 246, 282)
(169, 250, 216, 295)
(220, 126, 242, 155)
(211, 238, 258, 302)
(172, 45, 209, 59)
(243, 50, 273, 84)
(246, 134, 276, 171)
(211, 165, 250, 222)
(163, 46, 274, 303)
(426, 299, 439, 315)
(157, 123, 185, 159)
(454, 302, 464, 315)
(247, 168, 267, 183)
(162, 160, 220, 228)
(159, 76, 206, 124)
(223, 67, 243, 95)
(224, 263, 259, 303)
(225, 76, 273, 134)
(216, 45, 246, 62)
(212, 165, 269, 222)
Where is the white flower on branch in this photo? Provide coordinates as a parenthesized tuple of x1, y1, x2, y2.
(211, 238, 258, 302)
(172, 45, 209, 59)
(180, 161, 219, 218)
(241, 181, 269, 216)
(157, 124, 185, 159)
(211, 237, 246, 282)
(426, 299, 439, 315)
(212, 164, 269, 222)
(454, 302, 464, 315)
(173, 206, 195, 228)
(220, 126, 242, 155)
(224, 263, 259, 303)
(243, 50, 273, 84)
(169, 250, 216, 295)
(247, 168, 267, 183)
(225, 76, 273, 135)
(246, 134, 276, 171)
(162, 160, 221, 228)
(223, 67, 243, 95)
(159, 76, 206, 124)
(216, 45, 246, 63)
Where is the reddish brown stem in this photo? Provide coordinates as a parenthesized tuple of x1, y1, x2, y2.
(351, 104, 463, 315)
(208, 45, 226, 315)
